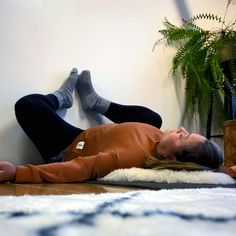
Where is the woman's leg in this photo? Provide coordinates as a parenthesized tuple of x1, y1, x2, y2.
(76, 70, 162, 128)
(15, 68, 83, 163)
(15, 94, 83, 163)
(104, 103, 162, 128)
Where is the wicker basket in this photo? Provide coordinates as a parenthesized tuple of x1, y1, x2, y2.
(224, 120, 236, 167)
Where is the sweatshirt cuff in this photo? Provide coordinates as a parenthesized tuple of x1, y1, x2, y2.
(16, 166, 34, 183)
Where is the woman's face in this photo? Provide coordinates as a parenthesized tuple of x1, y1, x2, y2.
(156, 127, 206, 160)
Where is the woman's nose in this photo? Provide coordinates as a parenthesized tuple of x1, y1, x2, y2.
(178, 127, 189, 134)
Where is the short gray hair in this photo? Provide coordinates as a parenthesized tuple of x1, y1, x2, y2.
(175, 140, 224, 169)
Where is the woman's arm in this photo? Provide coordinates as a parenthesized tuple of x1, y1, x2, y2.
(10, 152, 119, 183)
(15, 157, 93, 183)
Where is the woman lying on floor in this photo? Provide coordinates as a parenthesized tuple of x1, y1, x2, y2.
(0, 68, 235, 183)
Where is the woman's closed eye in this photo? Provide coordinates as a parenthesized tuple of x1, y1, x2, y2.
(157, 154, 166, 160)
(177, 127, 191, 139)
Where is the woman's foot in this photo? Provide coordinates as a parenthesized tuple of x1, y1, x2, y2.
(53, 68, 78, 109)
(76, 70, 110, 114)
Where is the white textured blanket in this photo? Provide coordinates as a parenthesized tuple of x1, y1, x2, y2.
(0, 188, 236, 236)
(100, 167, 235, 184)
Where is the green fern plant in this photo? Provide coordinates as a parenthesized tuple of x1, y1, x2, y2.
(154, 0, 236, 128)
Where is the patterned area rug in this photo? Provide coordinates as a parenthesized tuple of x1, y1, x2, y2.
(0, 188, 236, 236)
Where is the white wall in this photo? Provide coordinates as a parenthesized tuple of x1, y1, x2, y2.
(0, 0, 234, 165)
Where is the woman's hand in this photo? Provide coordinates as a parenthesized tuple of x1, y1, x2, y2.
(220, 165, 236, 178)
(228, 166, 236, 178)
(0, 162, 16, 182)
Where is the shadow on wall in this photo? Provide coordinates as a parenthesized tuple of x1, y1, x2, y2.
(0, 123, 43, 165)
(173, 0, 191, 20)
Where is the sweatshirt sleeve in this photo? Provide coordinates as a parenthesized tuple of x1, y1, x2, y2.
(15, 152, 119, 183)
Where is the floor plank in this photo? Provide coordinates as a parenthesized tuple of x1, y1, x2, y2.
(0, 183, 138, 196)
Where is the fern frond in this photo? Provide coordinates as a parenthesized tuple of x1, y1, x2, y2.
(225, 59, 236, 97)
(226, 18, 236, 31)
(229, 60, 236, 87)
(162, 18, 177, 28)
(172, 33, 209, 74)
(210, 54, 225, 91)
(182, 19, 205, 32)
(159, 18, 202, 41)
(197, 67, 212, 117)
(159, 27, 198, 42)
(224, 27, 236, 39)
(190, 13, 222, 23)
(183, 59, 212, 120)
(152, 19, 201, 51)
(212, 89, 227, 123)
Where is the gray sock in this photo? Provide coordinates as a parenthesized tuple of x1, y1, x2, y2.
(76, 70, 111, 114)
(53, 68, 78, 109)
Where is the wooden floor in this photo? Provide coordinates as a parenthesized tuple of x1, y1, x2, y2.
(0, 183, 139, 196)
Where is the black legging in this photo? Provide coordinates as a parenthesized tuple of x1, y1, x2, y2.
(15, 94, 162, 163)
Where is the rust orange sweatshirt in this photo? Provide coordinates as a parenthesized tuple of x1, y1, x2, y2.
(16, 122, 163, 183)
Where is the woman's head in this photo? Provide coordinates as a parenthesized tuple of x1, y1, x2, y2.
(175, 139, 224, 169)
(156, 127, 223, 169)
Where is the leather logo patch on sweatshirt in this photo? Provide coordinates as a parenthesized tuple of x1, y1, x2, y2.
(76, 141, 85, 150)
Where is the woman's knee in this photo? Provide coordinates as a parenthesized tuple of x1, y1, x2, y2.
(14, 94, 41, 116)
(150, 113, 162, 128)
(140, 111, 162, 128)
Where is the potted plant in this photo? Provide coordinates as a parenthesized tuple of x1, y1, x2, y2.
(153, 0, 236, 139)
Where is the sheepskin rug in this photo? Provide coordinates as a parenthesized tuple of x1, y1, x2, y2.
(100, 167, 235, 184)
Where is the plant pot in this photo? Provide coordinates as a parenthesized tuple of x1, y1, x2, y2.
(224, 120, 236, 167)
(221, 41, 236, 62)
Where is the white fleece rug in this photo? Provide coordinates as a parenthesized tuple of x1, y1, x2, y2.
(100, 168, 235, 184)
(0, 188, 236, 236)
